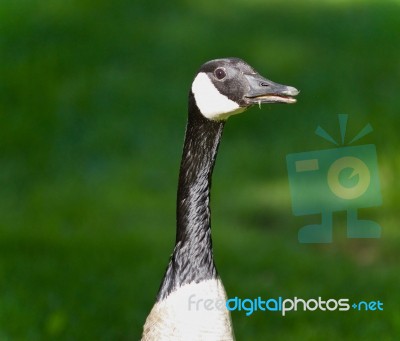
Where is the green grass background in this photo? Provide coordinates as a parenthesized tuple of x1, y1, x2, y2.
(1, 0, 400, 339)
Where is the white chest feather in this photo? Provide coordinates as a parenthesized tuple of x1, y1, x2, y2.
(192, 73, 246, 120)
(141, 278, 235, 341)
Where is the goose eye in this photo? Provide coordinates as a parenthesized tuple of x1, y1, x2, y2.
(214, 68, 226, 80)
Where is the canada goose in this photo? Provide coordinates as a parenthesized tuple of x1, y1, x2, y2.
(141, 57, 299, 341)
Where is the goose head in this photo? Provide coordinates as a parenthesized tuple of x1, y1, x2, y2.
(191, 57, 299, 120)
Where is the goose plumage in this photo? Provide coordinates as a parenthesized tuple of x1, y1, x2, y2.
(141, 57, 298, 341)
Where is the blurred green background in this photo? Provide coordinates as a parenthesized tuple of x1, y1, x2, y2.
(1, 0, 399, 340)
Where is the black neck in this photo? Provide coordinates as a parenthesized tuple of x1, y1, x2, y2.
(157, 92, 225, 301)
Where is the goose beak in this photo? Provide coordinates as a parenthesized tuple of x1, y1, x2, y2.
(244, 74, 299, 105)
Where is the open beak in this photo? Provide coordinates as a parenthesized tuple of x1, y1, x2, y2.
(244, 73, 299, 105)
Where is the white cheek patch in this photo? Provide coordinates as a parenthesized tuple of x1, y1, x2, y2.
(192, 72, 246, 120)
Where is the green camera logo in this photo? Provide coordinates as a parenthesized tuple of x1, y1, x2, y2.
(286, 114, 382, 243)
